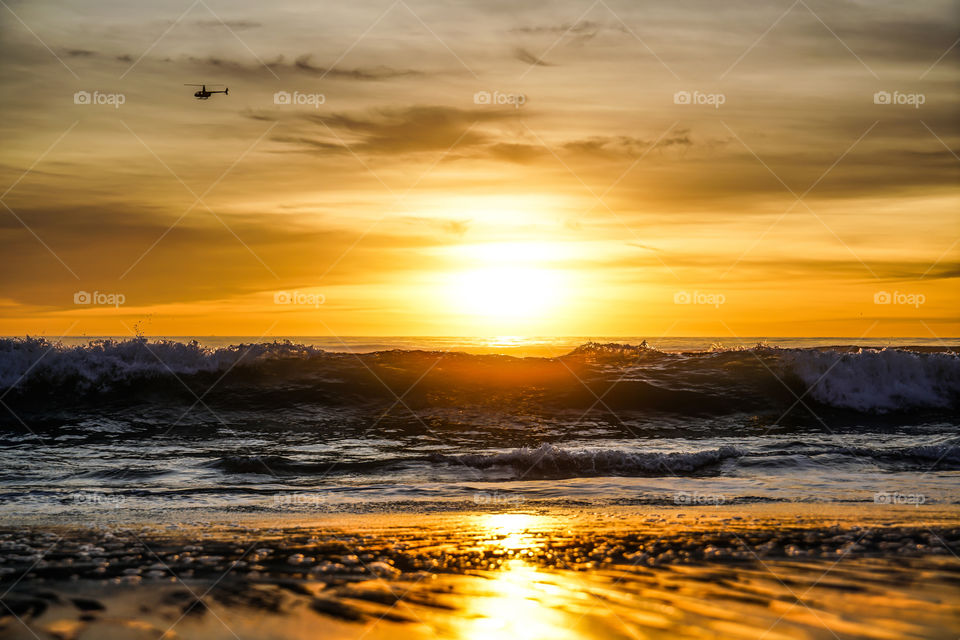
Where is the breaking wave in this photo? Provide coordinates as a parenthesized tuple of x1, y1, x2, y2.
(0, 338, 957, 415)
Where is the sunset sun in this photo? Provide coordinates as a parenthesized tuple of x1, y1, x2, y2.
(441, 242, 570, 325)
(450, 265, 563, 319)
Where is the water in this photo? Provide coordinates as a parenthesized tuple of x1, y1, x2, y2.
(1, 336, 958, 516)
(49, 334, 960, 356)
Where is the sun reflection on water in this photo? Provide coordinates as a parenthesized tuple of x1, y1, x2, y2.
(458, 563, 581, 640)
(481, 513, 541, 551)
(452, 513, 582, 640)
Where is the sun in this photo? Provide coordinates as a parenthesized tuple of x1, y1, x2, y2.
(451, 266, 562, 319)
(441, 242, 570, 324)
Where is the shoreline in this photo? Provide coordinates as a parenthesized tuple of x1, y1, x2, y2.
(5, 499, 960, 528)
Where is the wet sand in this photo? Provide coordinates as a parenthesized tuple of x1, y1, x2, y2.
(2, 504, 959, 639)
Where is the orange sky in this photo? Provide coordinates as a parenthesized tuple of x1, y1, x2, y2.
(0, 0, 957, 339)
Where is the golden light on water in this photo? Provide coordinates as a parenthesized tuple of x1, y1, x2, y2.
(457, 513, 581, 640)
(481, 513, 541, 550)
(459, 563, 581, 640)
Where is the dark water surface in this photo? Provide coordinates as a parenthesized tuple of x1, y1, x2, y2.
(0, 337, 957, 515)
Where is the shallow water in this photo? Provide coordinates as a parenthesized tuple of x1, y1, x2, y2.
(2, 507, 959, 639)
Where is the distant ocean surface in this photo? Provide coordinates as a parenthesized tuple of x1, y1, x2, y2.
(1, 336, 958, 517)
(51, 335, 960, 356)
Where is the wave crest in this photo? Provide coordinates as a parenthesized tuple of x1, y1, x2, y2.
(0, 338, 956, 414)
(783, 348, 960, 412)
(438, 444, 743, 479)
(0, 337, 327, 392)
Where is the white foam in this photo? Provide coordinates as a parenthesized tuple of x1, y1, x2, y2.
(0, 337, 326, 391)
(783, 348, 960, 412)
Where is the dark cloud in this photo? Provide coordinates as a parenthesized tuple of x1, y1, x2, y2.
(268, 106, 521, 155)
(264, 108, 704, 166)
(184, 54, 276, 73)
(194, 19, 262, 30)
(562, 132, 693, 158)
(181, 54, 420, 80)
(514, 47, 554, 66)
(510, 20, 625, 43)
(293, 54, 420, 80)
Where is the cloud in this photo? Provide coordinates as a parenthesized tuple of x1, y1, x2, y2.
(485, 142, 546, 163)
(614, 250, 960, 284)
(788, 16, 960, 66)
(0, 204, 455, 307)
(292, 54, 421, 80)
(402, 217, 472, 236)
(562, 132, 693, 158)
(194, 19, 262, 30)
(268, 105, 521, 155)
(180, 54, 421, 80)
(511, 20, 625, 43)
(514, 47, 555, 66)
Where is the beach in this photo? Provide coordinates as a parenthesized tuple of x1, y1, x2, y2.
(3, 504, 960, 639)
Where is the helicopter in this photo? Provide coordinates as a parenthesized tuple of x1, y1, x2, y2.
(184, 84, 229, 100)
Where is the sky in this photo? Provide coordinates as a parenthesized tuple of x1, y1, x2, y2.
(0, 0, 958, 339)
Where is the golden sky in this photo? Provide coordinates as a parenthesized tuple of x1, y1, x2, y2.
(0, 0, 958, 338)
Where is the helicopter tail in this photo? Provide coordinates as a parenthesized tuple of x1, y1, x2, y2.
(225, 87, 229, 95)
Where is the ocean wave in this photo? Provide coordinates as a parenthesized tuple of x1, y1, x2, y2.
(436, 444, 744, 479)
(850, 442, 960, 467)
(208, 442, 960, 481)
(0, 338, 956, 415)
(206, 455, 414, 476)
(783, 348, 960, 412)
(0, 337, 326, 392)
(740, 441, 960, 470)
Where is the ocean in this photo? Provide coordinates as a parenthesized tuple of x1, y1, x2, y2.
(1, 336, 957, 517)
